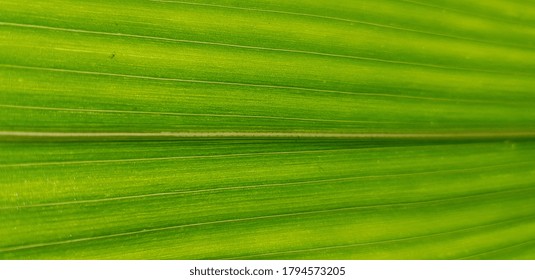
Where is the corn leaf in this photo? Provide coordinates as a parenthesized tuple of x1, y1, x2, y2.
(1, 0, 535, 259)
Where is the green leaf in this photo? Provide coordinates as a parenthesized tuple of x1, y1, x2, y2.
(1, 0, 535, 259)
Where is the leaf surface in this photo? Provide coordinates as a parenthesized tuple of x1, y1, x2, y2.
(1, 0, 535, 259)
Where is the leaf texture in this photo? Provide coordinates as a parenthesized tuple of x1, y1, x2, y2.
(1, 0, 535, 259)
